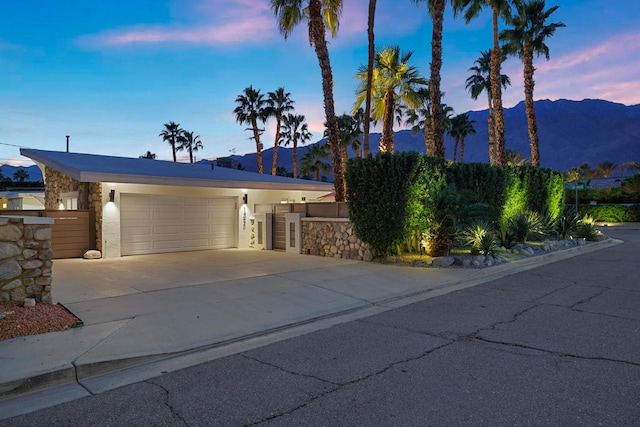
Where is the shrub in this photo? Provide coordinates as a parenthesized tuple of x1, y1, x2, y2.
(554, 205, 580, 239)
(345, 152, 423, 255)
(464, 220, 498, 255)
(575, 215, 601, 241)
(507, 210, 546, 243)
(579, 204, 640, 222)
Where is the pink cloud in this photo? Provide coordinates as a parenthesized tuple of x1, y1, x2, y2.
(78, 0, 277, 48)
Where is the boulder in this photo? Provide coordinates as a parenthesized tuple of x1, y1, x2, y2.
(83, 250, 102, 259)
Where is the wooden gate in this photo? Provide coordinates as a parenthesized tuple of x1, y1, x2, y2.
(0, 210, 94, 258)
(253, 204, 293, 250)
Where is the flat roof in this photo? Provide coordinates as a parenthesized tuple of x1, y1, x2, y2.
(20, 149, 333, 192)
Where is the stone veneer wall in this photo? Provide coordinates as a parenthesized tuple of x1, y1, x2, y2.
(0, 217, 54, 303)
(44, 167, 102, 252)
(301, 218, 373, 261)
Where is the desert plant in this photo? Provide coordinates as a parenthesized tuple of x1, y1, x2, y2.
(464, 220, 498, 255)
(554, 205, 580, 239)
(507, 210, 546, 243)
(575, 215, 601, 241)
(421, 184, 464, 257)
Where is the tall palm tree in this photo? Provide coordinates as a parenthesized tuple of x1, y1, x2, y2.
(447, 113, 477, 162)
(179, 131, 204, 163)
(271, 0, 346, 201)
(354, 46, 427, 153)
(266, 87, 295, 175)
(363, 0, 377, 157)
(300, 143, 331, 182)
(406, 87, 434, 155)
(465, 50, 511, 164)
(455, 0, 513, 165)
(12, 169, 29, 183)
(500, 0, 565, 167)
(234, 85, 268, 174)
(595, 161, 618, 178)
(280, 113, 312, 179)
(159, 121, 183, 162)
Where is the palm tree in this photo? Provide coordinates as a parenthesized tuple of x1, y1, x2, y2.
(504, 148, 529, 166)
(280, 113, 312, 179)
(271, 0, 346, 201)
(448, 113, 477, 162)
(159, 121, 184, 162)
(465, 50, 511, 164)
(406, 90, 454, 156)
(595, 161, 618, 178)
(455, 0, 513, 165)
(363, 0, 377, 157)
(621, 161, 640, 177)
(139, 151, 157, 159)
(325, 113, 362, 173)
(266, 87, 295, 175)
(354, 46, 427, 153)
(234, 85, 268, 174)
(13, 169, 30, 183)
(500, 0, 565, 167)
(179, 131, 204, 163)
(300, 143, 331, 182)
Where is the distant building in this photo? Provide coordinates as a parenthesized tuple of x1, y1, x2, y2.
(0, 188, 45, 210)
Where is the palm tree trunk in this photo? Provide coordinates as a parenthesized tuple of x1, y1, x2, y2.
(308, 0, 345, 201)
(460, 140, 466, 163)
(490, 7, 506, 166)
(189, 148, 194, 163)
(453, 137, 459, 162)
(272, 117, 282, 175)
(251, 117, 263, 174)
(487, 93, 496, 165)
(171, 139, 177, 162)
(342, 145, 348, 175)
(363, 0, 376, 157)
(523, 43, 540, 167)
(424, 116, 434, 156)
(430, 0, 445, 158)
(315, 167, 320, 182)
(293, 139, 298, 179)
(380, 88, 395, 153)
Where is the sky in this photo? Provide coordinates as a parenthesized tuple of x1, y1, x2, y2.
(1, 0, 639, 167)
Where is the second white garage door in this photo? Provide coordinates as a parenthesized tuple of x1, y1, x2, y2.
(120, 194, 237, 255)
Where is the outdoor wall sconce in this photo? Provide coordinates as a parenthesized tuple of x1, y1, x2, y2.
(109, 189, 115, 203)
(243, 194, 248, 205)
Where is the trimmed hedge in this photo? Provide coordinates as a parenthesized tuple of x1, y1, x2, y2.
(345, 152, 566, 255)
(579, 204, 640, 222)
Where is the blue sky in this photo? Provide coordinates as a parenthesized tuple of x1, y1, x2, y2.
(2, 0, 639, 167)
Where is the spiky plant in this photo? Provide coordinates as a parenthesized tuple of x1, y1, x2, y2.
(464, 220, 498, 255)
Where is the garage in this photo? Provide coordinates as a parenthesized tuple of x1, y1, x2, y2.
(120, 194, 237, 255)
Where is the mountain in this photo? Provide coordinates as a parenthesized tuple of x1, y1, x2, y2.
(229, 99, 640, 175)
(0, 165, 43, 182)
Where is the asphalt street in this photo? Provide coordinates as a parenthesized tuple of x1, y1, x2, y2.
(2, 227, 639, 426)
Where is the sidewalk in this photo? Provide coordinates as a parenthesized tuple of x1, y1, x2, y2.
(0, 239, 622, 416)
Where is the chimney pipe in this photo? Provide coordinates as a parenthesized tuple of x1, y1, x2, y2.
(66, 135, 70, 152)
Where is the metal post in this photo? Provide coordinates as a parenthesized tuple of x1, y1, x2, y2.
(66, 135, 70, 152)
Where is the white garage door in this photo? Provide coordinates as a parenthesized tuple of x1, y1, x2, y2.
(120, 194, 237, 255)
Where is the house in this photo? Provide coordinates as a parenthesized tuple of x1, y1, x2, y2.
(0, 188, 45, 210)
(19, 149, 334, 258)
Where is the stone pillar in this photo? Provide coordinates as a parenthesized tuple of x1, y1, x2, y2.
(0, 216, 55, 303)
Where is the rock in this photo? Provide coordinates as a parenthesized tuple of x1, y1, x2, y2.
(485, 258, 494, 267)
(542, 242, 551, 252)
(577, 238, 586, 246)
(83, 250, 102, 259)
(33, 227, 52, 241)
(0, 224, 22, 242)
(0, 260, 22, 281)
(432, 256, 455, 267)
(23, 297, 36, 308)
(0, 242, 22, 260)
(472, 255, 485, 264)
(471, 260, 481, 267)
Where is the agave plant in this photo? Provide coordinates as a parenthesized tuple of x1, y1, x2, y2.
(464, 220, 498, 255)
(507, 210, 546, 243)
(554, 205, 580, 239)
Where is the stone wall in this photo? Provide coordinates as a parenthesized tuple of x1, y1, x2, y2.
(0, 216, 54, 303)
(301, 218, 372, 261)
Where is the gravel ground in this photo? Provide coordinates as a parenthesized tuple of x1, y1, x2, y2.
(0, 301, 80, 342)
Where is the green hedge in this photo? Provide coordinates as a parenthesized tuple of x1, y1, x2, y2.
(345, 153, 566, 255)
(579, 204, 640, 222)
(566, 175, 640, 204)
